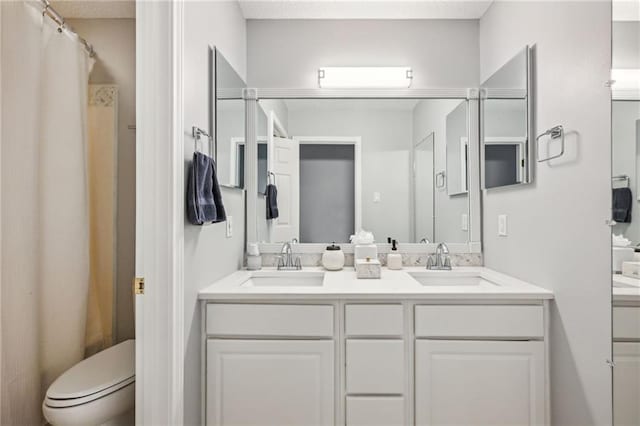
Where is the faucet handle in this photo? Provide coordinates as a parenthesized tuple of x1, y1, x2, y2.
(294, 257, 302, 270)
(444, 256, 452, 269)
(426, 255, 435, 270)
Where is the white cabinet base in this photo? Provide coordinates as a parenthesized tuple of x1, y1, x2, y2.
(613, 342, 640, 425)
(415, 340, 545, 426)
(206, 340, 334, 426)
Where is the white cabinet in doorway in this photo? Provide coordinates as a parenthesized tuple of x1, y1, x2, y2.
(206, 339, 334, 426)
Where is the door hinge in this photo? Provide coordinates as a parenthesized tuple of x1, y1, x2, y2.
(134, 277, 145, 295)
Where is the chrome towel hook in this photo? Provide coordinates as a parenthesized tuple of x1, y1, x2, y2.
(536, 125, 564, 162)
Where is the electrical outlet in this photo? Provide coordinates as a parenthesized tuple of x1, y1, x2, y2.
(373, 192, 381, 203)
(498, 214, 508, 237)
(226, 216, 233, 238)
(461, 214, 468, 231)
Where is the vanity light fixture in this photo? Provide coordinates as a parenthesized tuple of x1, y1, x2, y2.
(317, 67, 413, 89)
(611, 69, 640, 89)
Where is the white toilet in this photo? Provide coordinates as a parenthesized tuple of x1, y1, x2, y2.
(43, 339, 135, 426)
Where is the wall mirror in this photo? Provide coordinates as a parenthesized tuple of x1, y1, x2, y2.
(611, 9, 640, 424)
(480, 46, 533, 190)
(213, 47, 247, 188)
(250, 97, 478, 248)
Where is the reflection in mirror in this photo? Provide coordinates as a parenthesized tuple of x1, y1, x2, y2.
(214, 48, 247, 188)
(612, 100, 640, 426)
(254, 98, 471, 245)
(612, 10, 640, 424)
(481, 46, 531, 189)
(446, 101, 469, 196)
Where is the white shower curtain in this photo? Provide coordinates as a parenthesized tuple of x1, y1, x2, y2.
(1, 2, 93, 423)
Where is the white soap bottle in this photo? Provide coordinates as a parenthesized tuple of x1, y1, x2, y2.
(246, 242, 262, 270)
(387, 239, 403, 270)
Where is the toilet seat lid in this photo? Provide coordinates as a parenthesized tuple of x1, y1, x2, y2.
(46, 340, 135, 401)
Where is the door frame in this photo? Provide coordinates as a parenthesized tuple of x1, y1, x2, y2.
(412, 132, 435, 243)
(292, 136, 362, 233)
(136, 0, 185, 424)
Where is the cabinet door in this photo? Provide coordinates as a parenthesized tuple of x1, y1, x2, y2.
(206, 339, 334, 426)
(415, 340, 545, 426)
(613, 342, 640, 425)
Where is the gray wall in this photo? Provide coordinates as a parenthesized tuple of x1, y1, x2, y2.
(300, 145, 355, 243)
(612, 101, 640, 242)
(182, 2, 247, 424)
(480, 2, 612, 424)
(69, 19, 137, 344)
(613, 21, 640, 68)
(247, 19, 480, 88)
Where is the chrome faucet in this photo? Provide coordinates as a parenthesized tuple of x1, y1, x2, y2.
(277, 240, 302, 270)
(426, 242, 452, 270)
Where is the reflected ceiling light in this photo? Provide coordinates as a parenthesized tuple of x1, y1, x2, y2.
(611, 69, 640, 89)
(318, 67, 413, 89)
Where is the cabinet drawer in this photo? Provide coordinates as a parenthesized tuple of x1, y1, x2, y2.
(614, 307, 640, 340)
(206, 304, 334, 337)
(346, 397, 405, 426)
(346, 340, 404, 394)
(415, 305, 543, 338)
(345, 304, 404, 336)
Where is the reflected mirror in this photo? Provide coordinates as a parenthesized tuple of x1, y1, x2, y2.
(611, 8, 640, 424)
(481, 46, 532, 189)
(214, 48, 247, 188)
(253, 98, 471, 245)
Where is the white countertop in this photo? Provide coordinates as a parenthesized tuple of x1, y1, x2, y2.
(198, 266, 554, 301)
(613, 274, 640, 302)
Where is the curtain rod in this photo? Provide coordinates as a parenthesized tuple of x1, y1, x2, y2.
(40, 0, 96, 58)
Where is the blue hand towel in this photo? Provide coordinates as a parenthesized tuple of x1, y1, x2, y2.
(613, 187, 633, 223)
(266, 183, 279, 220)
(187, 151, 226, 225)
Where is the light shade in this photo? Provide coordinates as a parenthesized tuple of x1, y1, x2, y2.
(318, 67, 413, 89)
(611, 69, 640, 89)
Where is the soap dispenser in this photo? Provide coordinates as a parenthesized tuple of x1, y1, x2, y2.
(387, 239, 403, 270)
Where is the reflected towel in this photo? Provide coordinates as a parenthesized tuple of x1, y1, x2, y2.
(266, 183, 279, 220)
(187, 151, 226, 225)
(613, 187, 632, 223)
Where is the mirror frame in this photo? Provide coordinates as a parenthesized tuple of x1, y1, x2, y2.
(211, 46, 248, 189)
(480, 45, 534, 191)
(243, 89, 482, 254)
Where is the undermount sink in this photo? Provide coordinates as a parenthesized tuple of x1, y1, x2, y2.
(408, 272, 498, 287)
(241, 271, 325, 287)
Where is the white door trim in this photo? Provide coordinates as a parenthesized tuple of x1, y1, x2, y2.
(136, 0, 184, 424)
(292, 136, 362, 233)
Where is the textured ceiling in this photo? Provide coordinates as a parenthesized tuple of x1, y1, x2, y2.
(239, 0, 493, 20)
(50, 0, 135, 19)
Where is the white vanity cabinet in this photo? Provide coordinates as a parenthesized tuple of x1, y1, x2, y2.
(613, 305, 640, 425)
(414, 305, 546, 425)
(204, 303, 336, 426)
(206, 339, 335, 426)
(202, 298, 549, 426)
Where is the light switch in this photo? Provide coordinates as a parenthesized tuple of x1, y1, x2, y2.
(226, 216, 233, 238)
(498, 214, 508, 237)
(373, 192, 381, 203)
(461, 214, 468, 231)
